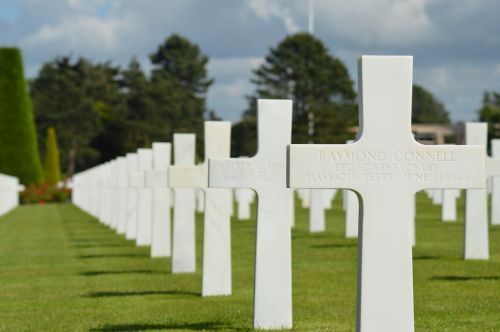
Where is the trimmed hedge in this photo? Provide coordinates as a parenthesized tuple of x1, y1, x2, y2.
(43, 127, 61, 185)
(0, 48, 43, 184)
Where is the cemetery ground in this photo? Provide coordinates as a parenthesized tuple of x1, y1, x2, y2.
(0, 194, 499, 332)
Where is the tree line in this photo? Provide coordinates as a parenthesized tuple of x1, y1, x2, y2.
(27, 32, 481, 180)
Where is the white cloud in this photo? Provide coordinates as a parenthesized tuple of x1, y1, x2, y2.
(414, 63, 500, 121)
(208, 57, 263, 82)
(4, 0, 500, 123)
(248, 0, 300, 33)
(207, 57, 264, 121)
(314, 0, 433, 46)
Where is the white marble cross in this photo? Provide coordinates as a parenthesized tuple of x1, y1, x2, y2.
(234, 157, 255, 220)
(309, 189, 326, 232)
(298, 189, 310, 208)
(432, 189, 443, 205)
(116, 157, 129, 235)
(136, 148, 153, 246)
(465, 123, 500, 259)
(109, 159, 119, 230)
(98, 162, 111, 226)
(288, 56, 485, 331)
(491, 139, 500, 225)
(170, 122, 232, 296)
(171, 134, 197, 273)
(209, 100, 293, 329)
(145, 142, 171, 257)
(322, 189, 336, 209)
(441, 189, 459, 222)
(0, 174, 21, 215)
(235, 187, 254, 220)
(125, 153, 139, 240)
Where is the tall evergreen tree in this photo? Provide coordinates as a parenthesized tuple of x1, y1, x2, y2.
(149, 34, 214, 158)
(478, 91, 500, 140)
(239, 33, 357, 156)
(412, 84, 450, 124)
(43, 127, 61, 185)
(32, 57, 123, 175)
(0, 48, 43, 184)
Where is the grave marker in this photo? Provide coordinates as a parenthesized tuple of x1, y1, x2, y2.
(442, 189, 459, 222)
(116, 157, 129, 234)
(145, 142, 171, 257)
(309, 189, 326, 232)
(465, 123, 500, 259)
(136, 148, 153, 246)
(170, 122, 232, 296)
(235, 187, 254, 220)
(125, 153, 139, 240)
(209, 100, 293, 329)
(288, 56, 485, 331)
(171, 134, 197, 273)
(491, 139, 500, 225)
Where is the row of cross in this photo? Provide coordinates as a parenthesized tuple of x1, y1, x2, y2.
(71, 56, 500, 332)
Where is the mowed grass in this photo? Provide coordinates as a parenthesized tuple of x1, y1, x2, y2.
(0, 193, 499, 331)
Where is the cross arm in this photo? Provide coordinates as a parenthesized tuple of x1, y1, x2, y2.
(288, 143, 485, 192)
(129, 171, 145, 188)
(169, 164, 206, 189)
(208, 158, 258, 190)
(145, 170, 169, 188)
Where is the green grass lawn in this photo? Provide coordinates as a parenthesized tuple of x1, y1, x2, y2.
(0, 193, 499, 331)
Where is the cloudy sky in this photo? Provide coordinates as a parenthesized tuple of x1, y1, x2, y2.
(1, 0, 500, 122)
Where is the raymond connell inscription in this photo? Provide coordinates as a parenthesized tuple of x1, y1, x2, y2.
(308, 150, 470, 184)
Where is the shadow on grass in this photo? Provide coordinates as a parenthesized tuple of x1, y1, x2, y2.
(83, 290, 199, 298)
(77, 253, 148, 259)
(71, 238, 121, 243)
(429, 275, 500, 281)
(72, 243, 130, 249)
(89, 321, 247, 331)
(310, 243, 357, 249)
(73, 243, 133, 248)
(412, 255, 448, 260)
(79, 270, 166, 276)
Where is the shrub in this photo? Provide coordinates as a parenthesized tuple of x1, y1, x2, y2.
(20, 182, 71, 204)
(0, 48, 43, 184)
(43, 127, 61, 185)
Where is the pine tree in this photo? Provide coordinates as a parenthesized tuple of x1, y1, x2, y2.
(150, 34, 214, 158)
(0, 48, 43, 184)
(43, 127, 61, 185)
(239, 33, 357, 156)
(412, 84, 450, 124)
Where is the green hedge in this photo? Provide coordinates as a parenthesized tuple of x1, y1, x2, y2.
(0, 48, 43, 184)
(43, 127, 61, 185)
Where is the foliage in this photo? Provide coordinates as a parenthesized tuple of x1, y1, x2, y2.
(478, 91, 500, 140)
(20, 183, 70, 204)
(0, 48, 43, 185)
(412, 84, 450, 124)
(150, 34, 213, 159)
(237, 33, 357, 156)
(31, 57, 124, 177)
(42, 127, 61, 185)
(31, 34, 214, 172)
